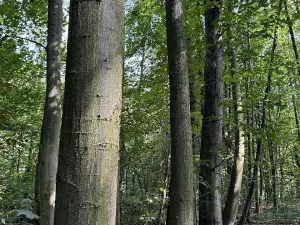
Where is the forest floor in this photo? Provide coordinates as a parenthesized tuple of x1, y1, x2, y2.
(247, 199, 300, 224)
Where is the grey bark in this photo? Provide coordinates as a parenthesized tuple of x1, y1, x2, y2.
(38, 0, 63, 224)
(165, 0, 194, 223)
(54, 0, 124, 224)
(199, 1, 223, 224)
(268, 140, 278, 209)
(222, 49, 245, 225)
(189, 71, 201, 225)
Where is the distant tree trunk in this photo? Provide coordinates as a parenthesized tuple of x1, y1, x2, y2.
(165, 0, 194, 223)
(284, 0, 300, 77)
(35, 148, 41, 216)
(268, 140, 278, 209)
(189, 69, 201, 225)
(37, 0, 63, 224)
(238, 1, 282, 222)
(223, 46, 245, 225)
(285, 0, 300, 174)
(54, 0, 124, 224)
(199, 0, 223, 224)
(292, 97, 300, 198)
(259, 166, 263, 211)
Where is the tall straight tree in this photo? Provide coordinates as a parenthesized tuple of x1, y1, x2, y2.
(222, 2, 245, 225)
(54, 0, 124, 224)
(165, 0, 194, 223)
(238, 1, 283, 224)
(199, 0, 223, 224)
(37, 0, 63, 224)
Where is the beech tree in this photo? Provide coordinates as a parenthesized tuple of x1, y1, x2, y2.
(54, 0, 124, 224)
(37, 0, 63, 224)
(199, 0, 223, 224)
(222, 2, 245, 225)
(165, 0, 194, 223)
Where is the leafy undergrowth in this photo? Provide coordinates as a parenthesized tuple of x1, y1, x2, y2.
(249, 200, 300, 224)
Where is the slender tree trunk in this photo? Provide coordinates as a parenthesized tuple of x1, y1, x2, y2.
(38, 0, 63, 224)
(165, 0, 194, 223)
(54, 0, 124, 224)
(259, 166, 263, 211)
(189, 70, 201, 225)
(284, 0, 300, 77)
(223, 49, 245, 225)
(285, 0, 300, 174)
(35, 146, 41, 216)
(199, 1, 223, 224)
(238, 1, 282, 222)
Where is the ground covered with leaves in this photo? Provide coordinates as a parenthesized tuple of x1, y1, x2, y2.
(248, 200, 300, 224)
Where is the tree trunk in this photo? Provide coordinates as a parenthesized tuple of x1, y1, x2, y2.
(38, 0, 63, 224)
(189, 68, 201, 225)
(238, 1, 282, 222)
(165, 0, 194, 223)
(285, 0, 300, 173)
(284, 0, 300, 77)
(222, 48, 245, 225)
(199, 1, 223, 224)
(54, 0, 124, 224)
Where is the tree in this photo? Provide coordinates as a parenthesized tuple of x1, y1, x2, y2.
(54, 0, 124, 224)
(199, 0, 223, 224)
(37, 0, 63, 224)
(222, 5, 245, 224)
(165, 0, 194, 223)
(238, 1, 283, 224)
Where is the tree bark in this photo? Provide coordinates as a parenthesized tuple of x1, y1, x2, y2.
(165, 0, 194, 223)
(38, 0, 63, 224)
(268, 140, 278, 209)
(54, 0, 124, 224)
(222, 47, 245, 225)
(199, 1, 223, 224)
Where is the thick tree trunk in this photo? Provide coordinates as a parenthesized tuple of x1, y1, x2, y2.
(199, 1, 223, 224)
(222, 47, 245, 225)
(54, 0, 124, 224)
(38, 0, 63, 224)
(165, 0, 194, 223)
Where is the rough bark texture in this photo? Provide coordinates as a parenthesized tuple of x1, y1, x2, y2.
(38, 0, 63, 224)
(199, 1, 223, 224)
(165, 0, 194, 223)
(54, 0, 124, 224)
(222, 48, 245, 225)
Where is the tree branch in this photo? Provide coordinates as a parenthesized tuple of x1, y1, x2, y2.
(0, 35, 46, 50)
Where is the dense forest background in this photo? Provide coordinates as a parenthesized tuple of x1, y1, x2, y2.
(1, 0, 300, 224)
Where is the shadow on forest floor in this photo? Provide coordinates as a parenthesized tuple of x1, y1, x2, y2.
(246, 199, 300, 224)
